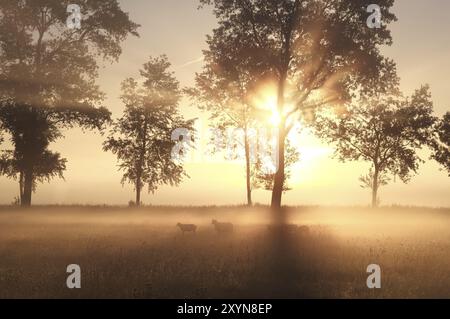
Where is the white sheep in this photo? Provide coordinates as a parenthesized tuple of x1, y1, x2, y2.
(211, 219, 233, 233)
(177, 223, 197, 234)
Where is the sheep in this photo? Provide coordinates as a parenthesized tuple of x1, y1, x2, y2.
(177, 223, 197, 234)
(211, 219, 233, 233)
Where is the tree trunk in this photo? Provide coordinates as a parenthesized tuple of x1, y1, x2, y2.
(21, 168, 33, 207)
(135, 184, 141, 206)
(244, 130, 252, 206)
(135, 118, 147, 207)
(19, 171, 24, 204)
(271, 124, 285, 210)
(271, 72, 287, 210)
(135, 175, 142, 207)
(371, 167, 379, 208)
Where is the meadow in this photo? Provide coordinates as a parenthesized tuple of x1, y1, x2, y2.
(0, 205, 449, 299)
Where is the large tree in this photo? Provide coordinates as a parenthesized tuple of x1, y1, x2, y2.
(189, 53, 296, 205)
(104, 56, 194, 206)
(0, 0, 139, 206)
(200, 0, 397, 209)
(314, 62, 436, 207)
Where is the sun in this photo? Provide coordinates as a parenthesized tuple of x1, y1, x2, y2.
(269, 110, 281, 126)
(260, 94, 281, 126)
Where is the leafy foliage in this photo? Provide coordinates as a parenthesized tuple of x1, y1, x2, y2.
(0, 0, 139, 108)
(252, 139, 299, 192)
(200, 0, 397, 208)
(0, 0, 138, 205)
(359, 168, 389, 189)
(189, 62, 297, 203)
(314, 62, 436, 206)
(0, 101, 72, 199)
(103, 56, 194, 204)
(429, 112, 450, 175)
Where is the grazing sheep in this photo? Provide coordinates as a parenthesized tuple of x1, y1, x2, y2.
(177, 223, 197, 234)
(211, 219, 233, 233)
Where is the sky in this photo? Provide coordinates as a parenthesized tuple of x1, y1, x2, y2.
(0, 0, 449, 206)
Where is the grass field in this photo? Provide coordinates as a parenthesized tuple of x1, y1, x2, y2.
(0, 205, 449, 299)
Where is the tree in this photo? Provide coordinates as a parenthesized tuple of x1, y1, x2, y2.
(189, 68, 299, 204)
(188, 49, 290, 205)
(188, 57, 259, 205)
(314, 63, 436, 207)
(0, 0, 139, 206)
(429, 112, 450, 175)
(104, 56, 195, 206)
(200, 0, 397, 209)
(0, 100, 106, 205)
(0, 97, 77, 205)
(0, 148, 66, 204)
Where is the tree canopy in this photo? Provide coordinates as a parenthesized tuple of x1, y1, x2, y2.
(104, 56, 195, 205)
(200, 0, 397, 209)
(0, 0, 139, 205)
(314, 61, 436, 206)
(429, 112, 450, 175)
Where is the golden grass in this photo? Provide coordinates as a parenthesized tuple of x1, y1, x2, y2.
(0, 206, 449, 298)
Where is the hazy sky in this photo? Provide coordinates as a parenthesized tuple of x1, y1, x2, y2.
(1, 0, 449, 206)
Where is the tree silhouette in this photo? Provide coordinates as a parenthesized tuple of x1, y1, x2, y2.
(0, 0, 139, 206)
(187, 54, 259, 205)
(188, 53, 298, 205)
(188, 69, 299, 204)
(315, 61, 436, 207)
(0, 101, 67, 203)
(104, 56, 195, 206)
(200, 0, 397, 209)
(429, 112, 450, 175)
